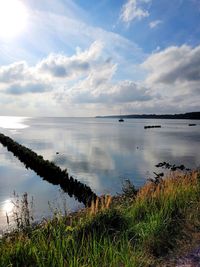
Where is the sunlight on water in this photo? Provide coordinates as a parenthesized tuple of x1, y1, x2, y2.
(2, 199, 14, 214)
(0, 116, 29, 129)
(0, 199, 14, 230)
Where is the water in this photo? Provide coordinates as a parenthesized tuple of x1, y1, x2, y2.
(0, 116, 199, 230)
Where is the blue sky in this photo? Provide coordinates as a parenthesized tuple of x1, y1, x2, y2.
(0, 0, 199, 116)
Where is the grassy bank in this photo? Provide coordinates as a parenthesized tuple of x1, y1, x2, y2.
(0, 170, 200, 266)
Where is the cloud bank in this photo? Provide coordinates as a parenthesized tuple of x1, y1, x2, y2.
(0, 40, 199, 116)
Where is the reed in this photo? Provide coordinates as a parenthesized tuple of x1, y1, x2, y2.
(89, 195, 112, 215)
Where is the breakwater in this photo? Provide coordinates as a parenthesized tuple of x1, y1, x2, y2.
(144, 125, 161, 129)
(0, 133, 97, 206)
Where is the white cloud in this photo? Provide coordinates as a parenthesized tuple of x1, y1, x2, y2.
(149, 20, 162, 29)
(36, 41, 104, 79)
(0, 41, 107, 95)
(139, 44, 200, 113)
(5, 82, 51, 95)
(142, 44, 200, 85)
(120, 0, 150, 24)
(0, 39, 149, 106)
(0, 42, 113, 110)
(57, 60, 152, 105)
(0, 61, 30, 83)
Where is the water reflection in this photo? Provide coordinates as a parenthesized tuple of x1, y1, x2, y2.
(0, 117, 199, 230)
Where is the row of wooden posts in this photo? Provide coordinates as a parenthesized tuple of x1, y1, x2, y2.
(144, 125, 161, 129)
(0, 133, 98, 206)
(144, 124, 197, 129)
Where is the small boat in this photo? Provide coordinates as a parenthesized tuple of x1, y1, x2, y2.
(118, 110, 124, 122)
(188, 124, 196, 126)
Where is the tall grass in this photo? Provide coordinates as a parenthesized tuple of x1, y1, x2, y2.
(0, 171, 199, 266)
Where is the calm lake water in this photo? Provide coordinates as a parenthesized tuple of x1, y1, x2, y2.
(0, 116, 199, 230)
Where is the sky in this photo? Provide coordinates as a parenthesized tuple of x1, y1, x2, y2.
(0, 0, 199, 116)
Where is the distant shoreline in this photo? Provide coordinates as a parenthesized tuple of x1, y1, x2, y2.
(96, 111, 200, 120)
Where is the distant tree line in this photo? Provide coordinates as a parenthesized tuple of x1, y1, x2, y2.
(96, 112, 200, 120)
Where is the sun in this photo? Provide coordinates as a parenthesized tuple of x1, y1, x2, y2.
(0, 0, 28, 38)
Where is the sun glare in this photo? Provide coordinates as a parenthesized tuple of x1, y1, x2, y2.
(0, 116, 29, 129)
(2, 199, 14, 214)
(0, 0, 28, 38)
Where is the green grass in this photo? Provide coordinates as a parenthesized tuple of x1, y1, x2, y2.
(0, 171, 200, 266)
